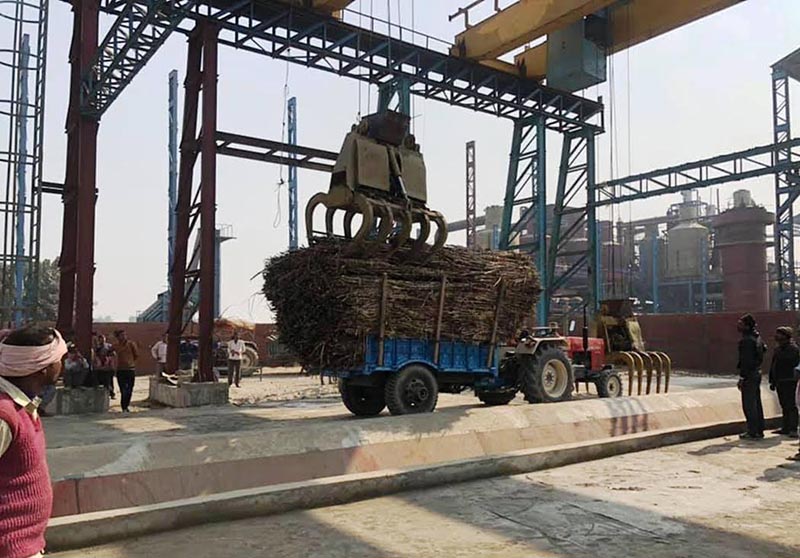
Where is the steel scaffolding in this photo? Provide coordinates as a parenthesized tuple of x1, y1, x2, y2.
(287, 96, 298, 251)
(465, 140, 476, 249)
(0, 0, 49, 326)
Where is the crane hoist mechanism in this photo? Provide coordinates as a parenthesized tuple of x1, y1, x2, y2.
(305, 110, 448, 258)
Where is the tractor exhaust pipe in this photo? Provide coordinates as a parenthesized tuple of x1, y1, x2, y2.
(582, 305, 589, 354)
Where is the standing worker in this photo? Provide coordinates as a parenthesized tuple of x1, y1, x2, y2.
(150, 334, 168, 377)
(0, 326, 67, 558)
(768, 326, 800, 437)
(737, 314, 768, 440)
(112, 330, 139, 413)
(227, 331, 245, 388)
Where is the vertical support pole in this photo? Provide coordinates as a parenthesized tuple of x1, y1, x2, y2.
(651, 233, 659, 314)
(167, 29, 202, 375)
(197, 23, 219, 382)
(168, 69, 178, 290)
(701, 235, 708, 314)
(491, 224, 500, 250)
(377, 77, 411, 115)
(585, 132, 600, 312)
(72, 0, 99, 357)
(13, 35, 31, 326)
(287, 96, 298, 250)
(465, 140, 476, 249)
(534, 118, 546, 325)
(772, 67, 796, 310)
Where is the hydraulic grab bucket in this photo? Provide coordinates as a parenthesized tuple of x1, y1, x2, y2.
(305, 111, 447, 258)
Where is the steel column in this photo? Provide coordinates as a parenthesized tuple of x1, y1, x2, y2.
(287, 96, 298, 250)
(465, 140, 476, 249)
(772, 68, 796, 310)
(168, 69, 178, 289)
(651, 233, 659, 313)
(13, 35, 31, 326)
(585, 133, 599, 311)
(167, 28, 202, 375)
(197, 23, 219, 382)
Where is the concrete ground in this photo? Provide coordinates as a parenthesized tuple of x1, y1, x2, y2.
(43, 370, 734, 450)
(51, 433, 800, 558)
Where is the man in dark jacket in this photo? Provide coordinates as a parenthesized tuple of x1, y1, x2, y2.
(737, 314, 767, 440)
(769, 326, 800, 437)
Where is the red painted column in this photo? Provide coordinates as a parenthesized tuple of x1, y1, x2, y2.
(59, 0, 98, 357)
(197, 23, 219, 382)
(167, 29, 203, 374)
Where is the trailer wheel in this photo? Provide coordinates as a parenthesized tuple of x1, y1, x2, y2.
(520, 347, 574, 404)
(596, 371, 623, 398)
(477, 390, 517, 406)
(385, 365, 438, 415)
(339, 379, 386, 416)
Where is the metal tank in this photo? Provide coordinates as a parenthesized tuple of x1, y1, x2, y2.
(664, 221, 709, 279)
(712, 193, 773, 312)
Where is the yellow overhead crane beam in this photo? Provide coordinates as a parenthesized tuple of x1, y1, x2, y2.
(515, 0, 743, 79)
(451, 0, 617, 61)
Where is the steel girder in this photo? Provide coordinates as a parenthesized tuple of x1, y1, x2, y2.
(90, 0, 603, 131)
(773, 69, 797, 310)
(594, 138, 800, 206)
(215, 131, 337, 171)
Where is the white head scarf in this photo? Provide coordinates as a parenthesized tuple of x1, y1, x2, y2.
(0, 328, 68, 377)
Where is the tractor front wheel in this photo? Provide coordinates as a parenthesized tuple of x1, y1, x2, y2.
(477, 390, 518, 406)
(596, 371, 623, 398)
(520, 347, 574, 404)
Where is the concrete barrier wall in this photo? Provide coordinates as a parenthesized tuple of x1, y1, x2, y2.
(638, 311, 800, 373)
(48, 387, 780, 518)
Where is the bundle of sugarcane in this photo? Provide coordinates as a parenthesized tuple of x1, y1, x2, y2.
(262, 242, 541, 371)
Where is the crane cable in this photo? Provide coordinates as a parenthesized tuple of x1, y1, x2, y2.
(274, 61, 291, 229)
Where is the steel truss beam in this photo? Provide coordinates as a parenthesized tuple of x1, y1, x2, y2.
(215, 131, 336, 172)
(92, 0, 603, 131)
(81, 0, 200, 118)
(499, 116, 548, 322)
(465, 140, 476, 249)
(593, 138, 800, 206)
(772, 69, 796, 310)
(547, 131, 597, 314)
(287, 96, 298, 250)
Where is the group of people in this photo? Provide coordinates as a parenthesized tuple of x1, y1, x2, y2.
(737, 313, 800, 460)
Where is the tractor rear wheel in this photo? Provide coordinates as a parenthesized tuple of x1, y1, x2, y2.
(477, 390, 518, 406)
(596, 371, 623, 398)
(385, 365, 438, 415)
(339, 378, 386, 417)
(520, 347, 574, 404)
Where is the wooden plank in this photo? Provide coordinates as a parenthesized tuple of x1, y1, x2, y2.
(514, 0, 743, 78)
(452, 0, 616, 60)
(433, 275, 447, 365)
(486, 279, 506, 368)
(377, 273, 388, 366)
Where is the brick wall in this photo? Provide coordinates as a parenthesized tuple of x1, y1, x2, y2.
(637, 311, 800, 374)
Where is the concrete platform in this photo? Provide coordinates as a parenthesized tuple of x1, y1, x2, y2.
(44, 387, 109, 415)
(50, 433, 800, 558)
(46, 386, 780, 519)
(148, 377, 229, 408)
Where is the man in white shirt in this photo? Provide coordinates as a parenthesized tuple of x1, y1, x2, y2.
(226, 331, 245, 388)
(150, 334, 168, 376)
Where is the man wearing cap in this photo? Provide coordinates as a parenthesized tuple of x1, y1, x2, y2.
(737, 314, 768, 440)
(768, 326, 800, 437)
(0, 325, 67, 558)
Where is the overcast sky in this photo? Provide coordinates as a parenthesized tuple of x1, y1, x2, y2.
(10, 0, 800, 321)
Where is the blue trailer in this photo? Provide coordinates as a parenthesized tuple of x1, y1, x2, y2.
(326, 328, 581, 416)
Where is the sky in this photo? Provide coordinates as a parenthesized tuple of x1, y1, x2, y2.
(6, 0, 800, 321)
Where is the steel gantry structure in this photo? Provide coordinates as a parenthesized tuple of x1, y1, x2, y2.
(57, 0, 603, 378)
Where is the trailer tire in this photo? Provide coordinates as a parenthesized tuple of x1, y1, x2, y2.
(339, 379, 386, 416)
(520, 347, 574, 404)
(596, 371, 623, 398)
(477, 390, 517, 406)
(385, 365, 438, 415)
(241, 347, 259, 371)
